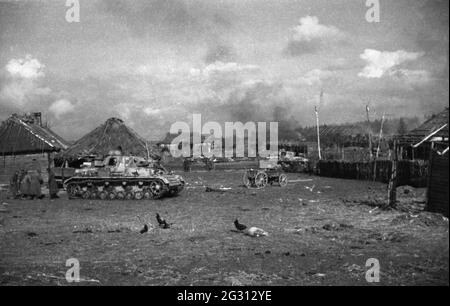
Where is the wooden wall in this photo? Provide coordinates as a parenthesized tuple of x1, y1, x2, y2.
(427, 152, 449, 217)
(0, 153, 52, 184)
(317, 159, 429, 187)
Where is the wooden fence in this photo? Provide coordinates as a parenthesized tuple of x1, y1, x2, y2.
(317, 159, 429, 187)
(427, 152, 449, 216)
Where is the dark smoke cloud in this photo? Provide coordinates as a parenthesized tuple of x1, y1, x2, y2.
(415, 0, 449, 79)
(284, 40, 323, 57)
(99, 0, 233, 44)
(204, 44, 236, 64)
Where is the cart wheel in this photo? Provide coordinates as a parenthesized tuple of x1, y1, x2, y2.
(255, 171, 268, 189)
(242, 170, 252, 188)
(278, 174, 288, 187)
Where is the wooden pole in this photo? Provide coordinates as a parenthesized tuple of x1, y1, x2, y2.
(366, 105, 373, 160)
(373, 113, 385, 181)
(425, 142, 435, 211)
(388, 139, 398, 208)
(376, 113, 385, 159)
(315, 90, 323, 160)
(315, 105, 322, 160)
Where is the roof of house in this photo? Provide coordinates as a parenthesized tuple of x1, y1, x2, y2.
(158, 132, 212, 145)
(319, 124, 369, 138)
(397, 108, 449, 144)
(408, 109, 448, 137)
(63, 117, 157, 157)
(0, 114, 69, 155)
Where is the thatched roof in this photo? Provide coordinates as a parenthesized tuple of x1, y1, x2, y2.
(397, 108, 449, 145)
(63, 117, 156, 157)
(0, 114, 69, 156)
(320, 124, 369, 138)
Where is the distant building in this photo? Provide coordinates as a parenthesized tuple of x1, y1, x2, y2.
(396, 108, 449, 216)
(61, 117, 158, 161)
(0, 113, 69, 184)
(396, 108, 448, 160)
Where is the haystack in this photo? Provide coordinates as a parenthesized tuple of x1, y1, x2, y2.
(63, 117, 157, 158)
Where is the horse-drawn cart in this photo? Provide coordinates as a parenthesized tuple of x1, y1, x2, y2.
(242, 158, 288, 189)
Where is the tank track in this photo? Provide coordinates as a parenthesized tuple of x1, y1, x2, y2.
(65, 177, 184, 200)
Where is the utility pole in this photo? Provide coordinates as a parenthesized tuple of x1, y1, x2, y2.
(315, 90, 323, 160)
(365, 105, 373, 160)
(376, 113, 386, 159)
(373, 113, 386, 181)
(387, 139, 398, 208)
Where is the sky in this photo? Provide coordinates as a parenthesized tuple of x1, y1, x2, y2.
(0, 0, 448, 140)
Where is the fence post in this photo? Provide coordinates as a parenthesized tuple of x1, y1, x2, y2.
(388, 140, 398, 208)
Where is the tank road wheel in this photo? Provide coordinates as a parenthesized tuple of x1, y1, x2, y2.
(108, 191, 117, 200)
(242, 170, 253, 188)
(255, 171, 268, 189)
(134, 190, 144, 200)
(149, 180, 165, 199)
(143, 188, 152, 199)
(98, 191, 107, 200)
(278, 174, 288, 187)
(66, 183, 80, 199)
(116, 191, 125, 200)
(90, 189, 98, 199)
(125, 192, 134, 200)
(81, 190, 91, 199)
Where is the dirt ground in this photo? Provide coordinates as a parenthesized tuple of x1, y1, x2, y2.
(0, 170, 448, 286)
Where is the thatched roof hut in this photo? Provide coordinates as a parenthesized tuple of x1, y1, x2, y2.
(396, 108, 448, 160)
(0, 113, 69, 156)
(63, 117, 156, 158)
(0, 113, 69, 184)
(397, 108, 448, 146)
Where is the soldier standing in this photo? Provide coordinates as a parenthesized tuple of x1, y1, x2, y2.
(9, 170, 19, 199)
(48, 168, 59, 199)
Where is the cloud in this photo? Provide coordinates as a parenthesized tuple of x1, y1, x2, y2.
(143, 107, 161, 115)
(285, 16, 345, 56)
(204, 44, 236, 64)
(99, 0, 233, 44)
(5, 55, 45, 79)
(201, 61, 260, 77)
(389, 69, 431, 84)
(358, 49, 423, 78)
(297, 69, 334, 86)
(49, 99, 75, 119)
(292, 16, 344, 42)
(0, 55, 51, 108)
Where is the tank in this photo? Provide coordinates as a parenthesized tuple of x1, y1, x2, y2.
(63, 154, 185, 200)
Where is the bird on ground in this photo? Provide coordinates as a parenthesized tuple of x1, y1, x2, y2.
(234, 219, 268, 237)
(234, 219, 247, 231)
(156, 213, 171, 229)
(140, 224, 148, 234)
